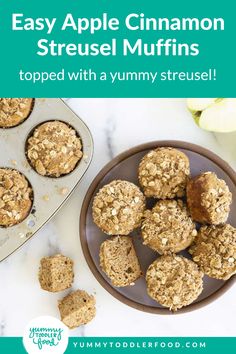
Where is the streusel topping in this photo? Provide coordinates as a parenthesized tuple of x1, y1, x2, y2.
(0, 98, 33, 128)
(26, 121, 83, 177)
(0, 168, 33, 227)
(141, 200, 197, 254)
(189, 224, 236, 280)
(138, 147, 190, 199)
(146, 255, 203, 311)
(92, 180, 146, 235)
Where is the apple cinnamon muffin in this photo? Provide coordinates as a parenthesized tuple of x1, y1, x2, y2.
(138, 147, 190, 199)
(26, 120, 83, 177)
(141, 200, 197, 254)
(99, 236, 142, 287)
(146, 255, 204, 311)
(92, 180, 145, 235)
(0, 98, 33, 128)
(39, 254, 74, 292)
(187, 172, 232, 224)
(0, 168, 33, 227)
(189, 224, 236, 280)
(58, 290, 96, 329)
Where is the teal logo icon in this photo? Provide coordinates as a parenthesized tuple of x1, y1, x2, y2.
(23, 316, 69, 353)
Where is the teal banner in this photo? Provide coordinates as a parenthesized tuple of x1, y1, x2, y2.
(0, 337, 235, 354)
(0, 0, 235, 97)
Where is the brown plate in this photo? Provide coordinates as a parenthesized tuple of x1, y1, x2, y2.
(80, 141, 236, 314)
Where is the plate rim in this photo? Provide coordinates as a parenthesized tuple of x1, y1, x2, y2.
(80, 140, 236, 315)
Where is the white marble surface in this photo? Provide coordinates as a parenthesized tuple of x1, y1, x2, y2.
(0, 98, 236, 337)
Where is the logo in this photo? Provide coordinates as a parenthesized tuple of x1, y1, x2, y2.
(23, 316, 69, 354)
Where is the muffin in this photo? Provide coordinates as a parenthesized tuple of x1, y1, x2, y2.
(39, 254, 74, 292)
(0, 168, 33, 227)
(138, 147, 190, 199)
(58, 290, 96, 329)
(141, 200, 197, 254)
(99, 236, 142, 287)
(146, 255, 204, 311)
(189, 224, 236, 280)
(92, 180, 145, 235)
(26, 120, 83, 177)
(187, 172, 232, 224)
(0, 98, 33, 128)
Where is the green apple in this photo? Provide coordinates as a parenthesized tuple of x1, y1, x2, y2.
(187, 98, 236, 133)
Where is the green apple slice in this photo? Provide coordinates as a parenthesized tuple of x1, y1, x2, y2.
(199, 99, 236, 133)
(187, 98, 217, 112)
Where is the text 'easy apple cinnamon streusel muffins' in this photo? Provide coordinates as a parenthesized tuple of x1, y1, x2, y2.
(141, 200, 197, 254)
(26, 120, 83, 177)
(187, 172, 232, 225)
(138, 147, 190, 199)
(146, 255, 204, 311)
(189, 224, 236, 280)
(0, 98, 33, 128)
(92, 180, 146, 235)
(0, 168, 33, 227)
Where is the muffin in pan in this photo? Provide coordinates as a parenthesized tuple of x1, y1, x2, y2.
(146, 255, 204, 311)
(0, 168, 33, 227)
(26, 120, 83, 177)
(138, 147, 190, 199)
(141, 200, 197, 254)
(189, 224, 236, 280)
(187, 172, 232, 225)
(92, 180, 146, 235)
(0, 98, 33, 128)
(99, 235, 142, 287)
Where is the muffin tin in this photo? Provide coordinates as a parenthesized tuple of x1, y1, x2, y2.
(0, 98, 93, 261)
(80, 141, 236, 314)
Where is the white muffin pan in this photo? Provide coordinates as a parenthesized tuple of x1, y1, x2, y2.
(0, 98, 93, 261)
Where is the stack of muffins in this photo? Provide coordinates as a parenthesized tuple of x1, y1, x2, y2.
(92, 147, 236, 311)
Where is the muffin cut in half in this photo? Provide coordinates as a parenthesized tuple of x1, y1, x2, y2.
(38, 254, 74, 292)
(58, 290, 96, 329)
(99, 235, 142, 287)
(187, 172, 232, 225)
